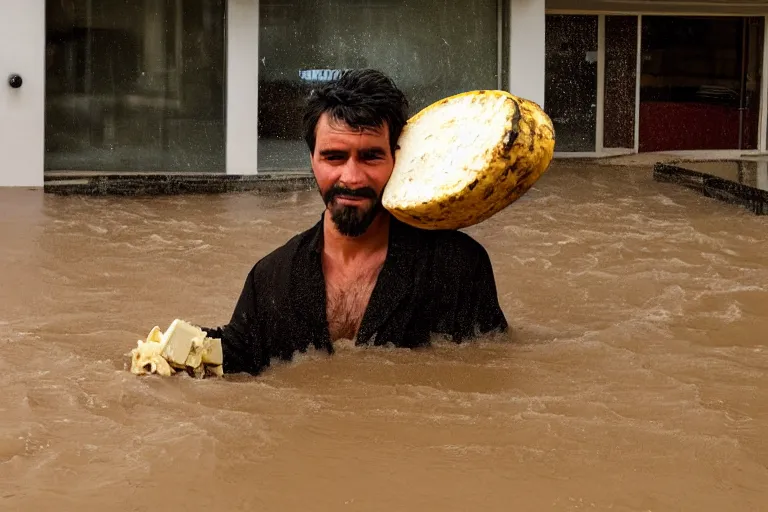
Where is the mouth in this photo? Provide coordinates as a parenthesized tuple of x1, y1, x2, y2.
(334, 195, 369, 205)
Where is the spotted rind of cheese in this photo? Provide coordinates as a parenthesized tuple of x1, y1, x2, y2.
(381, 90, 555, 230)
(200, 337, 223, 366)
(185, 336, 223, 368)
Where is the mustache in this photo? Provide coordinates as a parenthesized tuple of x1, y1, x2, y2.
(323, 185, 378, 204)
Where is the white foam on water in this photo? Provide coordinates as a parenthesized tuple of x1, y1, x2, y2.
(85, 224, 109, 235)
(652, 194, 683, 207)
(148, 233, 174, 244)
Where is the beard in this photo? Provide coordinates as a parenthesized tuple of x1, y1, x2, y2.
(322, 184, 383, 237)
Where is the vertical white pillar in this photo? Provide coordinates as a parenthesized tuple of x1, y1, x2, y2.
(226, 0, 260, 175)
(507, 0, 546, 107)
(0, 0, 45, 187)
(757, 161, 768, 189)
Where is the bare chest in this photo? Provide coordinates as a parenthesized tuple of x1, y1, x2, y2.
(324, 261, 384, 342)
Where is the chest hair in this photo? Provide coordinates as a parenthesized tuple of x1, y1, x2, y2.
(325, 264, 383, 342)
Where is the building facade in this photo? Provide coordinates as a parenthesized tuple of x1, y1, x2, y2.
(2, 0, 768, 186)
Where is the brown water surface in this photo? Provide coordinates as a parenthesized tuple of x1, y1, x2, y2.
(1, 163, 767, 511)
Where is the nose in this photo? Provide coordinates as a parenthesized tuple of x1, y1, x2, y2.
(337, 158, 366, 189)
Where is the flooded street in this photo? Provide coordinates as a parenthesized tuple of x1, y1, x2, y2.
(1, 162, 767, 511)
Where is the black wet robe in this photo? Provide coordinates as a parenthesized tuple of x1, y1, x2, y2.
(202, 214, 508, 375)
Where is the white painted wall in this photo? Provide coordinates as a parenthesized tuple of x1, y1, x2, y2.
(758, 161, 768, 190)
(508, 0, 546, 107)
(226, 0, 260, 175)
(0, 0, 45, 187)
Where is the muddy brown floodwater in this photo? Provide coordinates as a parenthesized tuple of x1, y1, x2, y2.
(1, 162, 767, 511)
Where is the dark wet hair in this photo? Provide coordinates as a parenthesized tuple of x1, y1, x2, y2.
(302, 68, 409, 156)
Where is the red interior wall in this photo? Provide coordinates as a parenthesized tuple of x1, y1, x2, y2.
(639, 101, 758, 152)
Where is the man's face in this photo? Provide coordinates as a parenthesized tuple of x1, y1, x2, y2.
(311, 113, 395, 237)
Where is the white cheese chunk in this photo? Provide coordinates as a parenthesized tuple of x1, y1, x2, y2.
(160, 319, 205, 366)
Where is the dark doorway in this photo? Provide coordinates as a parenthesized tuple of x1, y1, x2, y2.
(639, 16, 764, 152)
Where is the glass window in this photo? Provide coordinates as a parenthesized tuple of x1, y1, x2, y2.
(639, 16, 764, 152)
(258, 0, 500, 171)
(604, 16, 638, 149)
(45, 0, 226, 172)
(545, 15, 598, 153)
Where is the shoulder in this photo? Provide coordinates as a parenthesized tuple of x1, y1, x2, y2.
(432, 229, 494, 273)
(393, 218, 492, 269)
(405, 222, 490, 261)
(432, 228, 488, 255)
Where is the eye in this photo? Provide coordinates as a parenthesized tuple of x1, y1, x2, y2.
(360, 151, 385, 161)
(321, 153, 347, 162)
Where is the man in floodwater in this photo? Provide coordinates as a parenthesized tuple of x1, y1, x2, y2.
(202, 69, 507, 375)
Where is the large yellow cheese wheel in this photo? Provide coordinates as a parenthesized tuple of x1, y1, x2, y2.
(381, 90, 555, 230)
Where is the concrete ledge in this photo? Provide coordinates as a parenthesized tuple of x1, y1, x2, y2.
(653, 161, 768, 215)
(43, 172, 317, 196)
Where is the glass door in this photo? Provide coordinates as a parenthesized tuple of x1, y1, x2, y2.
(639, 15, 764, 152)
(603, 15, 639, 150)
(544, 15, 599, 152)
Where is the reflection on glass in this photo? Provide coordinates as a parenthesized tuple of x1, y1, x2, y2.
(258, 0, 500, 171)
(604, 16, 638, 149)
(45, 0, 226, 172)
(677, 160, 768, 193)
(545, 15, 598, 153)
(640, 16, 764, 151)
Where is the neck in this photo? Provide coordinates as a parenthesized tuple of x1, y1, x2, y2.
(323, 210, 391, 262)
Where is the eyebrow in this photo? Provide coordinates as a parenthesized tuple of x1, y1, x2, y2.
(318, 147, 387, 158)
(319, 149, 349, 158)
(359, 147, 387, 157)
